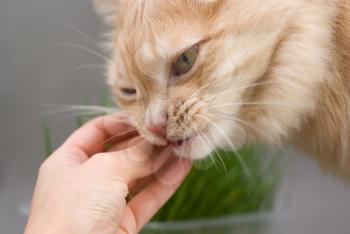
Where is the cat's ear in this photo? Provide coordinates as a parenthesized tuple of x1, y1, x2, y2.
(93, 0, 125, 24)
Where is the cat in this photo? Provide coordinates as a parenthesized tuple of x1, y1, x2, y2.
(93, 0, 350, 178)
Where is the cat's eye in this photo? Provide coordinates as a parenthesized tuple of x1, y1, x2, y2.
(120, 87, 137, 97)
(174, 45, 199, 76)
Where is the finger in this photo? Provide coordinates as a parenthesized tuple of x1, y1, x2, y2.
(87, 139, 172, 183)
(127, 148, 174, 198)
(56, 114, 136, 162)
(128, 175, 154, 198)
(106, 136, 139, 153)
(64, 114, 134, 155)
(117, 158, 192, 234)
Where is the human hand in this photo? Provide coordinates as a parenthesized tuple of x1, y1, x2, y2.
(25, 114, 192, 234)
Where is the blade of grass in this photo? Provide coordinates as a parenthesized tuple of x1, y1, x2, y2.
(43, 122, 53, 158)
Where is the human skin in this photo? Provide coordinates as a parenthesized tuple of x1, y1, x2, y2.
(24, 114, 192, 234)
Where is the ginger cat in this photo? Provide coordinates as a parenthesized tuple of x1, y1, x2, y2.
(93, 0, 350, 177)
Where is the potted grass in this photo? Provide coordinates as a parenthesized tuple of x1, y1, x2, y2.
(43, 96, 281, 234)
(142, 147, 280, 234)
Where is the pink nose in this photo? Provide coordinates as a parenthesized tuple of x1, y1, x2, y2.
(147, 117, 167, 138)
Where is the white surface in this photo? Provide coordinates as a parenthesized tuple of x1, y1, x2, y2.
(270, 151, 350, 234)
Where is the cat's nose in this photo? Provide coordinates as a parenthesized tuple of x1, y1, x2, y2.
(147, 116, 167, 138)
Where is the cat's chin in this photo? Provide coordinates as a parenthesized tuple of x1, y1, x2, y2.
(171, 122, 247, 161)
(171, 136, 216, 161)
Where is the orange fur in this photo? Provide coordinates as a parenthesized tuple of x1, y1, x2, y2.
(94, 0, 350, 177)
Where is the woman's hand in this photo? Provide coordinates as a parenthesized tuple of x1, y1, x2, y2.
(25, 114, 192, 234)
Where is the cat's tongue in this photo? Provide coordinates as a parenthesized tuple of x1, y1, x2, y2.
(170, 140, 184, 148)
(168, 137, 192, 148)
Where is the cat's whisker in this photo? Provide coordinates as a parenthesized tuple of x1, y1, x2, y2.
(69, 64, 106, 75)
(50, 43, 109, 61)
(97, 128, 138, 151)
(208, 80, 299, 100)
(181, 131, 187, 158)
(186, 83, 212, 103)
(191, 122, 217, 168)
(42, 104, 121, 126)
(200, 132, 222, 172)
(42, 104, 118, 117)
(197, 126, 228, 173)
(211, 129, 232, 173)
(46, 104, 119, 111)
(49, 111, 109, 126)
(43, 109, 112, 120)
(211, 102, 295, 109)
(197, 114, 250, 176)
(210, 110, 276, 146)
(59, 15, 103, 49)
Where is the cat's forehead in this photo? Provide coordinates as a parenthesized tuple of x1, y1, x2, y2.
(112, 0, 224, 85)
(115, 23, 204, 86)
(140, 30, 203, 61)
(118, 0, 219, 45)
(115, 39, 197, 89)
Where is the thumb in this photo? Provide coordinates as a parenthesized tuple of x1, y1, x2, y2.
(84, 138, 171, 183)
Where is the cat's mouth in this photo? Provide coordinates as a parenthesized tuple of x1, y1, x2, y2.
(167, 135, 198, 148)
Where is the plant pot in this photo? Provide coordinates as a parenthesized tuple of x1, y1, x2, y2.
(142, 149, 286, 234)
(142, 212, 274, 234)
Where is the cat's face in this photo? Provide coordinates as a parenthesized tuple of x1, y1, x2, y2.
(95, 0, 318, 160)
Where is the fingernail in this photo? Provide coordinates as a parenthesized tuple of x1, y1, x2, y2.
(125, 138, 154, 164)
(110, 113, 130, 123)
(112, 113, 134, 125)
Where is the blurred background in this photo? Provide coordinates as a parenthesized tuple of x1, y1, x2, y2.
(1, 0, 350, 233)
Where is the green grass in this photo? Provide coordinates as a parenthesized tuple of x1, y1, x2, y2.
(42, 122, 53, 158)
(152, 147, 278, 222)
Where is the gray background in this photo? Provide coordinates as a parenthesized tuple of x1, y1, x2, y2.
(1, 0, 350, 233)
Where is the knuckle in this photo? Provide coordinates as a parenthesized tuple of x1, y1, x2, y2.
(90, 153, 120, 166)
(38, 158, 53, 175)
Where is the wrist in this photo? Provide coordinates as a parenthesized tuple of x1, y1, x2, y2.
(25, 212, 118, 234)
(25, 217, 72, 234)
